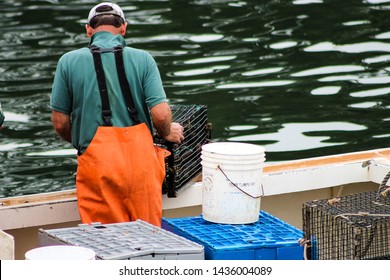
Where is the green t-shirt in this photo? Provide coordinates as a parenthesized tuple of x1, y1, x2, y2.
(50, 32, 167, 153)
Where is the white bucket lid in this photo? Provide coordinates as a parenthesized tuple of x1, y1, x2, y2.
(25, 245, 96, 260)
(202, 142, 265, 156)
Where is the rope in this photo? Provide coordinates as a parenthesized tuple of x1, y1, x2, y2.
(334, 211, 390, 220)
(217, 165, 264, 199)
(298, 238, 310, 260)
(380, 187, 390, 198)
(378, 169, 390, 198)
(327, 197, 341, 205)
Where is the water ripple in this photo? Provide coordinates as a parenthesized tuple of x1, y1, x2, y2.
(311, 86, 341, 95)
(291, 65, 365, 77)
(184, 55, 237, 64)
(304, 41, 390, 53)
(228, 122, 367, 152)
(216, 80, 295, 89)
(172, 65, 230, 76)
(242, 67, 284, 76)
(350, 87, 390, 97)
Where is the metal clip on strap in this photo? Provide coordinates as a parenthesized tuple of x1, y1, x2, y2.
(101, 110, 112, 126)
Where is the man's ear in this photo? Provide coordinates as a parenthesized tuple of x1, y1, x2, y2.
(85, 24, 93, 38)
(120, 22, 128, 36)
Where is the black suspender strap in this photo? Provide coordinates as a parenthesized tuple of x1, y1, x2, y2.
(90, 45, 112, 126)
(89, 44, 140, 126)
(114, 46, 140, 124)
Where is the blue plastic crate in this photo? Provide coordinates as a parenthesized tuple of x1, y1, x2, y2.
(162, 211, 304, 260)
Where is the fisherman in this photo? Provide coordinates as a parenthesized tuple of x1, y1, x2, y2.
(50, 2, 184, 227)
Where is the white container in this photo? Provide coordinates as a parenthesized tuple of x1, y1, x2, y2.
(25, 245, 96, 260)
(201, 142, 265, 224)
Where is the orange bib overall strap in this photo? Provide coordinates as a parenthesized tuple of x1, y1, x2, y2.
(75, 45, 169, 226)
(76, 123, 169, 226)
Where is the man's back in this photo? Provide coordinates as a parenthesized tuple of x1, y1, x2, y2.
(51, 31, 166, 153)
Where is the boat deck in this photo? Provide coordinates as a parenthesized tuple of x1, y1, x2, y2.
(1, 147, 390, 259)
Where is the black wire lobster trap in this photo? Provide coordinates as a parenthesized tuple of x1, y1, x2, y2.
(154, 105, 212, 198)
(302, 174, 390, 260)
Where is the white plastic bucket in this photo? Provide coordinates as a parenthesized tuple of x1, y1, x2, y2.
(201, 142, 265, 224)
(25, 245, 96, 260)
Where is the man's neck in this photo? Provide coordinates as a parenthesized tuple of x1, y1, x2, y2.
(91, 25, 122, 36)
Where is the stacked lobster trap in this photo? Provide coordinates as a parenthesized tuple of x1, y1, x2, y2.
(154, 105, 212, 197)
(302, 180, 390, 260)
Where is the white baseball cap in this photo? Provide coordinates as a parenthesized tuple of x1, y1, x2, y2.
(88, 2, 125, 23)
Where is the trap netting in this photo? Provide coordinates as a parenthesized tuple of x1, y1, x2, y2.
(154, 105, 211, 197)
(302, 174, 390, 260)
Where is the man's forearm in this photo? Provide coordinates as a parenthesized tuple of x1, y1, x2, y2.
(150, 102, 172, 138)
(55, 125, 72, 143)
(51, 111, 72, 143)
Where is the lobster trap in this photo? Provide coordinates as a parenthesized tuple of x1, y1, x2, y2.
(154, 105, 211, 197)
(302, 182, 390, 260)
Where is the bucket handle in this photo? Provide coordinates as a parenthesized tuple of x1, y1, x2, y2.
(217, 165, 264, 199)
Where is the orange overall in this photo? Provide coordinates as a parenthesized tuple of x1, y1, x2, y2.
(76, 123, 169, 227)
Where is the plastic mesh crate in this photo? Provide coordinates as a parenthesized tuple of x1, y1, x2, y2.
(302, 190, 390, 260)
(38, 220, 204, 260)
(154, 105, 211, 197)
(162, 211, 303, 260)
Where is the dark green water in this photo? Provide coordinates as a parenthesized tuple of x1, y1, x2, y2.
(0, 0, 389, 197)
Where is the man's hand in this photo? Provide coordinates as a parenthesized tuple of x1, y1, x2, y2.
(150, 102, 184, 144)
(164, 122, 184, 144)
